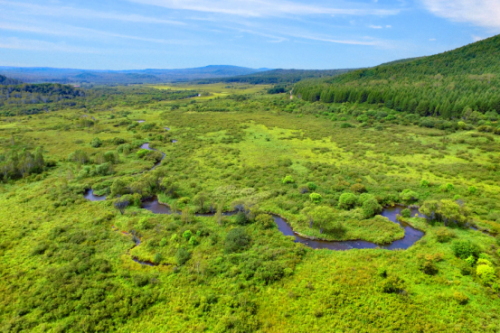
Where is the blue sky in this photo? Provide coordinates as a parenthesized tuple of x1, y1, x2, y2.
(0, 0, 499, 70)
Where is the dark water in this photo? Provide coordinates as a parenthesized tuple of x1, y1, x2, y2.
(140, 143, 166, 170)
(274, 206, 425, 251)
(83, 143, 166, 201)
(83, 189, 106, 201)
(142, 198, 425, 251)
(142, 198, 237, 217)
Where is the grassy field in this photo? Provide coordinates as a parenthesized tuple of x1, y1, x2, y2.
(150, 82, 273, 100)
(1, 86, 499, 332)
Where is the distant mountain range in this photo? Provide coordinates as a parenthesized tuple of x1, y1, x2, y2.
(0, 65, 270, 85)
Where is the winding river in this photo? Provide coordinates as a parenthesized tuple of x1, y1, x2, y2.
(142, 197, 425, 251)
(84, 124, 426, 253)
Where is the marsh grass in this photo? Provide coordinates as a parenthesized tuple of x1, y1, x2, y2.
(1, 85, 499, 332)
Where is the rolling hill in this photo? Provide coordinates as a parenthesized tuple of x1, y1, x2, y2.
(196, 68, 355, 85)
(294, 34, 500, 119)
(0, 65, 268, 85)
(0, 74, 22, 85)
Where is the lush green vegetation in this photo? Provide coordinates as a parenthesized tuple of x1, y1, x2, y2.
(0, 84, 198, 116)
(1, 79, 499, 332)
(294, 34, 500, 120)
(2, 34, 500, 330)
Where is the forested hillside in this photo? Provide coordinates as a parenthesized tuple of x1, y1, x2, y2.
(294, 34, 500, 119)
(0, 84, 198, 116)
(0, 74, 22, 85)
(198, 68, 354, 85)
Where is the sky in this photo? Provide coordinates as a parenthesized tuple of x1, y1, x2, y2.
(0, 0, 499, 70)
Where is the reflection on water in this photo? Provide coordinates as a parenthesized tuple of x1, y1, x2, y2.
(83, 189, 106, 201)
(142, 198, 425, 251)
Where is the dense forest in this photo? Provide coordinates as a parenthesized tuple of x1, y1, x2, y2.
(294, 34, 500, 120)
(197, 69, 354, 85)
(0, 74, 22, 86)
(0, 84, 198, 116)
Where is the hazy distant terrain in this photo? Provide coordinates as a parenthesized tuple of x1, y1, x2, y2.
(0, 65, 270, 85)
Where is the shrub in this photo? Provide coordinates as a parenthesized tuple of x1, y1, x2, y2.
(153, 253, 162, 264)
(255, 214, 274, 229)
(309, 193, 323, 204)
(175, 248, 191, 265)
(138, 218, 153, 230)
(189, 236, 199, 246)
(420, 179, 430, 188)
(91, 137, 102, 148)
(338, 192, 357, 209)
(113, 137, 125, 145)
(451, 240, 481, 259)
(421, 259, 438, 275)
(183, 230, 192, 241)
(340, 122, 353, 128)
(400, 189, 419, 203)
(362, 198, 382, 218)
(453, 292, 469, 305)
(95, 163, 112, 176)
(468, 186, 478, 195)
(465, 255, 476, 266)
(357, 114, 369, 123)
(439, 183, 455, 192)
(137, 149, 150, 159)
(235, 212, 248, 225)
(225, 228, 251, 253)
(350, 183, 366, 194)
(69, 150, 90, 164)
(477, 264, 495, 285)
(460, 263, 472, 276)
(160, 238, 168, 247)
(401, 209, 411, 218)
(381, 276, 405, 293)
(114, 197, 130, 215)
(307, 182, 317, 191)
(435, 227, 456, 243)
(104, 151, 117, 164)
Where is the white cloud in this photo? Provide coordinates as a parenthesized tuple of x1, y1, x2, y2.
(285, 33, 381, 46)
(429, 38, 436, 41)
(386, 25, 392, 28)
(0, 37, 102, 53)
(472, 35, 484, 42)
(420, 0, 500, 29)
(0, 21, 189, 45)
(130, 0, 400, 17)
(0, 0, 185, 25)
(369, 25, 383, 29)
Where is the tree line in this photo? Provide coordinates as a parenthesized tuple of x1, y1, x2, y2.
(294, 34, 500, 119)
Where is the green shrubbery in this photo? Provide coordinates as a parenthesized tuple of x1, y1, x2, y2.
(338, 193, 357, 209)
(452, 240, 481, 259)
(225, 228, 251, 253)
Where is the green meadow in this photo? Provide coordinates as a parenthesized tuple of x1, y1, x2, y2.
(1, 82, 500, 332)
